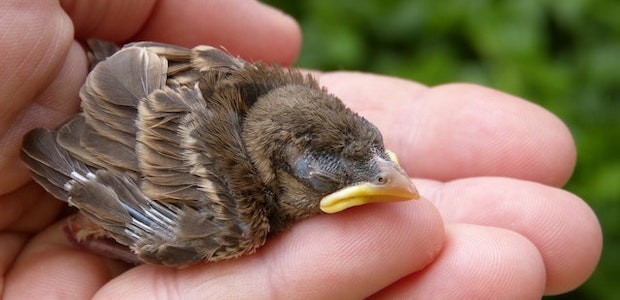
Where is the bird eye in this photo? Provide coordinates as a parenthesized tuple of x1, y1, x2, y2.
(308, 170, 339, 193)
(291, 156, 340, 193)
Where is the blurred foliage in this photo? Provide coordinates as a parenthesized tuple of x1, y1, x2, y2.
(264, 0, 619, 298)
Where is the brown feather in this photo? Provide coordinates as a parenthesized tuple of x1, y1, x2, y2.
(20, 40, 412, 266)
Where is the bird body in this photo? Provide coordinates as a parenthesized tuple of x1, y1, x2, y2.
(21, 41, 418, 266)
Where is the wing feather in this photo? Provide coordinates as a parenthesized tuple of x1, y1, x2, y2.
(20, 41, 277, 266)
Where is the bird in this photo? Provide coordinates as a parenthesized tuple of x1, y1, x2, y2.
(20, 40, 419, 267)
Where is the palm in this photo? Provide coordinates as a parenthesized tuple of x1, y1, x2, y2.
(0, 1, 600, 299)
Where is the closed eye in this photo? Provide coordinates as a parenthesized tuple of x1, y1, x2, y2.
(308, 170, 340, 193)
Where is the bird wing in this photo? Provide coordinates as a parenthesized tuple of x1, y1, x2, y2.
(21, 41, 271, 265)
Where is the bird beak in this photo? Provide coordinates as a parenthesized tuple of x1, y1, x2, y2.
(320, 150, 419, 213)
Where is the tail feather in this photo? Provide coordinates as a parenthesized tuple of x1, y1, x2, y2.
(21, 128, 93, 202)
(86, 39, 120, 69)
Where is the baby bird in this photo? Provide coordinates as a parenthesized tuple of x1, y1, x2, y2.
(20, 40, 418, 266)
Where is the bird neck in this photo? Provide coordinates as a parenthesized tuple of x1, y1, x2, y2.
(241, 86, 326, 231)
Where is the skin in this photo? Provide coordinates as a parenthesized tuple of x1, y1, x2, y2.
(0, 0, 602, 299)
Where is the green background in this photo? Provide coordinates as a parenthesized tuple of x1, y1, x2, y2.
(263, 0, 619, 298)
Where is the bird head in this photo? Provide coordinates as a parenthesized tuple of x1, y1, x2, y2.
(242, 82, 419, 224)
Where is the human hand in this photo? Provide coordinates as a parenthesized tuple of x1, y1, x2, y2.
(1, 0, 601, 299)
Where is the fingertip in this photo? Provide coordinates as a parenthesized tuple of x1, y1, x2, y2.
(425, 177, 603, 295)
(539, 191, 602, 295)
(60, 0, 157, 41)
(134, 0, 302, 65)
(253, 3, 302, 64)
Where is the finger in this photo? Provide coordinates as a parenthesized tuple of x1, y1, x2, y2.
(0, 1, 73, 123)
(0, 182, 63, 232)
(371, 224, 547, 299)
(60, 0, 156, 41)
(4, 218, 131, 299)
(61, 0, 302, 65)
(318, 72, 576, 187)
(93, 200, 444, 299)
(417, 177, 602, 294)
(1, 42, 86, 195)
(0, 1, 77, 194)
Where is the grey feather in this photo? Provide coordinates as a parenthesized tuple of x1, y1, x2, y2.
(20, 40, 272, 266)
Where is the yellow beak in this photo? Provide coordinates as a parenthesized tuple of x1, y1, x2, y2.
(320, 150, 419, 213)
